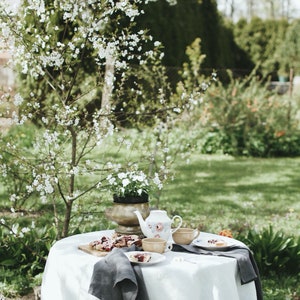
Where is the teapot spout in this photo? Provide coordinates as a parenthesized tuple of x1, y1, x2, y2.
(134, 210, 151, 237)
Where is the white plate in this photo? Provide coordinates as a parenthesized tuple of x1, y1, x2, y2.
(192, 237, 235, 251)
(125, 251, 166, 265)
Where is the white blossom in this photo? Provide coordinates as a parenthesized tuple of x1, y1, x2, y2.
(122, 178, 130, 187)
(10, 194, 17, 202)
(40, 51, 64, 68)
(11, 223, 19, 235)
(26, 185, 34, 193)
(21, 227, 30, 234)
(118, 172, 127, 179)
(153, 173, 163, 190)
(44, 179, 54, 194)
(13, 93, 24, 106)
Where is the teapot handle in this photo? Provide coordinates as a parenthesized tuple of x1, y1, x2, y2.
(171, 215, 183, 234)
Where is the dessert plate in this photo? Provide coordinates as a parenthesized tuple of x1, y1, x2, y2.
(192, 237, 235, 251)
(125, 251, 166, 265)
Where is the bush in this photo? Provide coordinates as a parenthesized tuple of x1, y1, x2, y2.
(0, 220, 57, 296)
(238, 226, 300, 276)
(0, 122, 38, 210)
(262, 275, 300, 300)
(200, 71, 300, 157)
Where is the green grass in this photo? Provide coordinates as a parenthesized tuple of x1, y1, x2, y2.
(158, 154, 300, 236)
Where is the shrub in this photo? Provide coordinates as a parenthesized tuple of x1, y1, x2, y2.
(0, 219, 57, 296)
(238, 226, 300, 276)
(0, 123, 38, 210)
(200, 71, 300, 157)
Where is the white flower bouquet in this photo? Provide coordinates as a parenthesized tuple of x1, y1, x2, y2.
(106, 170, 162, 203)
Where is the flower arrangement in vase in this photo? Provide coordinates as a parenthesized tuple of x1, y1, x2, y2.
(107, 170, 151, 203)
(105, 169, 162, 234)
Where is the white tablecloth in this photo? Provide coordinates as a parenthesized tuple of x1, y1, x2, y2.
(41, 230, 257, 300)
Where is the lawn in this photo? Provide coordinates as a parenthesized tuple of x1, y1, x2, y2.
(159, 154, 300, 236)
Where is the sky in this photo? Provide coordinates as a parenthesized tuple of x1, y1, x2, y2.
(4, 0, 300, 19)
(217, 0, 300, 21)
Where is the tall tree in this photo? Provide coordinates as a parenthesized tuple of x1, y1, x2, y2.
(137, 0, 239, 71)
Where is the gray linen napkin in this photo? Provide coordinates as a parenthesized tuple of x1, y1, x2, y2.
(172, 244, 263, 300)
(88, 246, 149, 300)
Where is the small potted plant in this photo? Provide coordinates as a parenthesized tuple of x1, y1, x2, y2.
(105, 169, 162, 234)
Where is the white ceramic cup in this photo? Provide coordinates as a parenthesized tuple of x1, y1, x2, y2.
(172, 228, 199, 245)
(142, 238, 173, 253)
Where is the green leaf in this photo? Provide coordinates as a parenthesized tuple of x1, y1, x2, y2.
(0, 259, 17, 266)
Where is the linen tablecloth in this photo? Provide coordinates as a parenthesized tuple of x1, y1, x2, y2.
(41, 230, 258, 300)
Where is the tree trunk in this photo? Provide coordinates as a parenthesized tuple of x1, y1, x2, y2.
(101, 53, 115, 114)
(61, 125, 77, 238)
(62, 200, 73, 238)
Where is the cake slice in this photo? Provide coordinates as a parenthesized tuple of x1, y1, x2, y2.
(129, 252, 151, 263)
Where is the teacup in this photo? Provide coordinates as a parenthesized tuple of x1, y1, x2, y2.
(172, 228, 199, 245)
(142, 238, 173, 254)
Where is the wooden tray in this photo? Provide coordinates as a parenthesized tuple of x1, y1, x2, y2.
(78, 244, 109, 257)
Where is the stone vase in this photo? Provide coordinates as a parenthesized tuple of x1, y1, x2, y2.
(106, 194, 150, 235)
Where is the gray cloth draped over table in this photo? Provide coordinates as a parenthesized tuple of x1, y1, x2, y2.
(172, 243, 263, 300)
(89, 246, 149, 300)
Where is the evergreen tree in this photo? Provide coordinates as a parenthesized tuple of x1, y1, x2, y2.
(137, 0, 240, 71)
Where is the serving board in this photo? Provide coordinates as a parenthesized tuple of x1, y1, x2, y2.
(78, 244, 109, 257)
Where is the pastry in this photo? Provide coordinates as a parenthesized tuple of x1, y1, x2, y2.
(129, 252, 151, 263)
(89, 233, 142, 252)
(215, 240, 227, 247)
(207, 239, 227, 247)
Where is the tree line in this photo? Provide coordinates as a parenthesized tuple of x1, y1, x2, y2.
(136, 0, 300, 80)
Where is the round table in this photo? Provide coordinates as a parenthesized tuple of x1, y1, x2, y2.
(41, 230, 257, 300)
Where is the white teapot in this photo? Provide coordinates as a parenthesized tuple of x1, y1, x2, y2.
(134, 209, 182, 241)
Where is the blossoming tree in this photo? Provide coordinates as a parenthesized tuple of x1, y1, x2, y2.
(0, 0, 213, 238)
